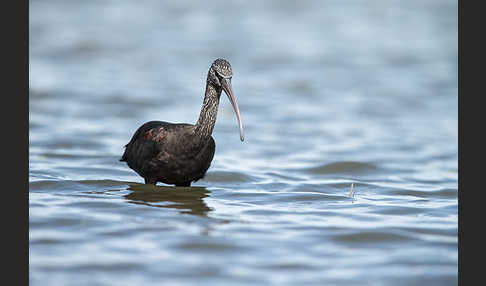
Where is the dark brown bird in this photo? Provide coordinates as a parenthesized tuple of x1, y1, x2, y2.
(120, 59, 244, 186)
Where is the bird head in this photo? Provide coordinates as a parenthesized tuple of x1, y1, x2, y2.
(208, 58, 244, 142)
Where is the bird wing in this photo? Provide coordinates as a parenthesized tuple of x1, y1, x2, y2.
(120, 121, 169, 162)
(120, 121, 195, 176)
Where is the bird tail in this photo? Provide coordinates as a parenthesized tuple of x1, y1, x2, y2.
(120, 146, 128, 162)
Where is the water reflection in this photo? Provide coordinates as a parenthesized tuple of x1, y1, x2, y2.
(124, 183, 212, 216)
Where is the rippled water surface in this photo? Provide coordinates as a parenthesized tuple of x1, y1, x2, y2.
(29, 0, 458, 285)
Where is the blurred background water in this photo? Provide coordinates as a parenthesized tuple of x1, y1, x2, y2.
(29, 0, 458, 285)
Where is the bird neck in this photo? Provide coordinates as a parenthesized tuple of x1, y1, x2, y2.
(194, 82, 221, 141)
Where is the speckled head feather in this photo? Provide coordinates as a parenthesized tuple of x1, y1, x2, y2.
(211, 58, 232, 78)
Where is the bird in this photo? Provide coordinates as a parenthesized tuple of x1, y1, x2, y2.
(120, 58, 244, 187)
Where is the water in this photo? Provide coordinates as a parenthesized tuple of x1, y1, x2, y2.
(29, 0, 458, 285)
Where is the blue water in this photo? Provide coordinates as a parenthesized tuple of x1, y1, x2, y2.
(30, 0, 458, 285)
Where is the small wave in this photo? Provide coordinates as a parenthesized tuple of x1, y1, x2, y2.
(306, 161, 379, 175)
(389, 188, 458, 199)
(29, 179, 131, 192)
(333, 230, 412, 243)
(203, 171, 256, 183)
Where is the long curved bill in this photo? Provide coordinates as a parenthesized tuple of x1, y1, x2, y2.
(221, 78, 244, 142)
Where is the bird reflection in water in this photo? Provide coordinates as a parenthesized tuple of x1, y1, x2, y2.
(124, 183, 212, 216)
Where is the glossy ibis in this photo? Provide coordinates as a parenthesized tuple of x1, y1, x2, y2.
(120, 58, 244, 186)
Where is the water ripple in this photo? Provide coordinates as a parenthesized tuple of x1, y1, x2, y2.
(29, 0, 457, 284)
